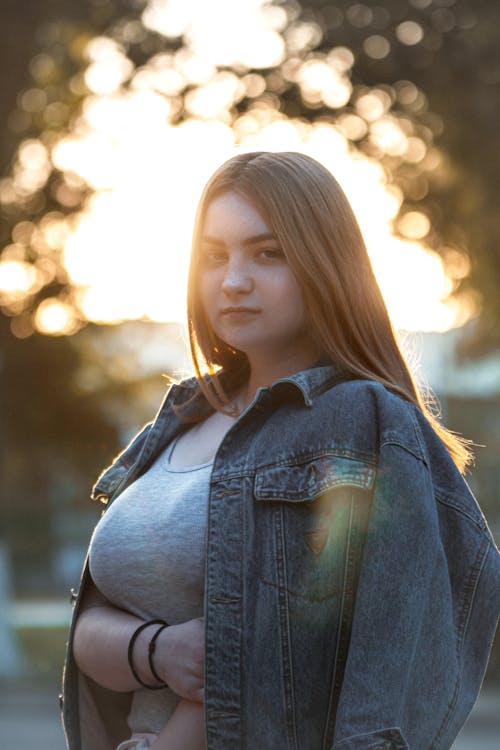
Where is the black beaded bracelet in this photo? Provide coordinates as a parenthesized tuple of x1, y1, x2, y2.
(148, 622, 170, 685)
(128, 619, 168, 690)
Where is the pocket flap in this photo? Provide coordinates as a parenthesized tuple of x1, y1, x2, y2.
(254, 454, 376, 502)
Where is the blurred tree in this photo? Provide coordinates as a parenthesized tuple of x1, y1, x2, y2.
(0, 0, 121, 591)
(296, 0, 500, 356)
(0, 311, 120, 589)
(0, 0, 499, 353)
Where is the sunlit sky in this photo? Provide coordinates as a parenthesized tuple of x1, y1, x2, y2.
(0, 0, 475, 337)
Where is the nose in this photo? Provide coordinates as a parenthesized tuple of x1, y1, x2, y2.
(221, 256, 253, 296)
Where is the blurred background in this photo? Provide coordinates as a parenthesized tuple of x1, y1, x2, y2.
(0, 0, 499, 747)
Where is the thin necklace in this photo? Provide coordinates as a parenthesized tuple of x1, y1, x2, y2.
(228, 392, 247, 418)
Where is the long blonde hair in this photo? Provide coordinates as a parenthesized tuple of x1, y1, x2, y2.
(184, 151, 472, 473)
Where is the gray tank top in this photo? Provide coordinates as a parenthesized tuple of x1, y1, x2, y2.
(88, 434, 212, 733)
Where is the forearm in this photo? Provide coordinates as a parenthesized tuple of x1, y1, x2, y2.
(72, 580, 204, 700)
(150, 699, 206, 750)
(73, 603, 162, 692)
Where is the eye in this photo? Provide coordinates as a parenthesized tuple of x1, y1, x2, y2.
(201, 248, 226, 264)
(258, 248, 284, 261)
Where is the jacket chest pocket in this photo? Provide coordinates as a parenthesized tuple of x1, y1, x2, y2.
(253, 455, 375, 601)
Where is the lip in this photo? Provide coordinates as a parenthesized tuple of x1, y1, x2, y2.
(221, 307, 260, 314)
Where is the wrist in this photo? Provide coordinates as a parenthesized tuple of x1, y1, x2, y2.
(149, 621, 175, 685)
(148, 622, 169, 684)
(128, 620, 169, 689)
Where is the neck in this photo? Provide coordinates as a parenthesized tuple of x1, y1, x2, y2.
(232, 345, 323, 413)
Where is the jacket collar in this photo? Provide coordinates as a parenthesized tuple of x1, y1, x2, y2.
(167, 357, 350, 410)
(269, 358, 351, 406)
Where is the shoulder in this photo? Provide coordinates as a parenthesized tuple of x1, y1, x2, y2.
(317, 377, 424, 457)
(322, 379, 479, 514)
(324, 376, 414, 415)
(89, 376, 199, 502)
(90, 421, 154, 501)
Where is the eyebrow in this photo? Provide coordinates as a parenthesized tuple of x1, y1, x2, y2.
(201, 232, 278, 247)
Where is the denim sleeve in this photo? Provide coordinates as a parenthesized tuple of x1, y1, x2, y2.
(90, 421, 153, 501)
(331, 441, 439, 749)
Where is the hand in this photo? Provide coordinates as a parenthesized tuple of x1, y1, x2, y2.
(154, 617, 205, 702)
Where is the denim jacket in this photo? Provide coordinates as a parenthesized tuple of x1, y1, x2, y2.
(61, 361, 500, 750)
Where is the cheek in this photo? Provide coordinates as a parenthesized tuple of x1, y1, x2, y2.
(276, 275, 307, 316)
(197, 273, 213, 314)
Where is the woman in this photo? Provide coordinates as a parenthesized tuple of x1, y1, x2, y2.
(61, 151, 500, 750)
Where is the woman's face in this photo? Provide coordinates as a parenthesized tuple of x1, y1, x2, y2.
(198, 191, 314, 363)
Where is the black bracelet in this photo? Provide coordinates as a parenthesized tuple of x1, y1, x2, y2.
(148, 622, 170, 685)
(128, 619, 168, 690)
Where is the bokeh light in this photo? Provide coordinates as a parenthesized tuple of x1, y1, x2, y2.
(34, 298, 80, 335)
(364, 35, 391, 60)
(0, 259, 38, 295)
(0, 0, 473, 336)
(396, 21, 425, 46)
(143, 0, 286, 68)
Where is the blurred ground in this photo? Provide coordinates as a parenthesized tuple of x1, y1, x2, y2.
(0, 681, 498, 749)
